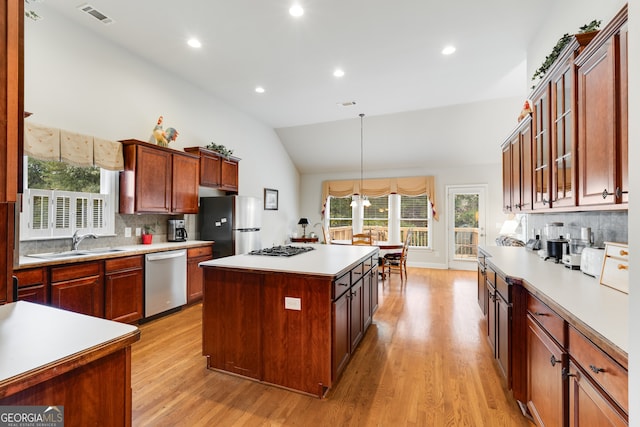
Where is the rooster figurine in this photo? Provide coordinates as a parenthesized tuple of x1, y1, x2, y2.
(149, 115, 178, 147)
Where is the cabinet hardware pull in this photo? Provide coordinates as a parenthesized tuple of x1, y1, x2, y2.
(602, 188, 613, 199)
(534, 311, 546, 316)
(618, 264, 628, 270)
(619, 250, 629, 257)
(589, 364, 605, 374)
(550, 355, 560, 367)
(615, 187, 628, 199)
(338, 282, 348, 287)
(562, 368, 576, 379)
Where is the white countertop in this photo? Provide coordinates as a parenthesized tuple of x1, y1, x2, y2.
(479, 245, 628, 354)
(200, 244, 378, 276)
(0, 301, 139, 383)
(17, 240, 214, 268)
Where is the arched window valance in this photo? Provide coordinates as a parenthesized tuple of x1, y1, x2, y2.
(321, 176, 438, 220)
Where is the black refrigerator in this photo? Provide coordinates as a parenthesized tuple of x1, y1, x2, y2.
(199, 196, 262, 258)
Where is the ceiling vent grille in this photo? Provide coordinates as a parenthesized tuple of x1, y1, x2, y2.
(338, 101, 357, 107)
(77, 3, 114, 25)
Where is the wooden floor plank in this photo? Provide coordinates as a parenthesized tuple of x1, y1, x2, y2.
(131, 268, 533, 426)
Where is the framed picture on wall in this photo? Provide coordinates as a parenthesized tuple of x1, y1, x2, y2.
(264, 188, 278, 210)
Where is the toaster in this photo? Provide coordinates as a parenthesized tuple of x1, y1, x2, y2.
(580, 247, 605, 278)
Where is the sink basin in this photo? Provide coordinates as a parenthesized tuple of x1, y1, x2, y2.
(27, 248, 125, 260)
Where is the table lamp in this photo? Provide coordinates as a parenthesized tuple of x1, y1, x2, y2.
(298, 218, 309, 238)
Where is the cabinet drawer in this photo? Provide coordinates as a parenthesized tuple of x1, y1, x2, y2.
(188, 246, 213, 258)
(604, 242, 628, 261)
(51, 262, 101, 282)
(333, 271, 351, 299)
(486, 267, 496, 286)
(600, 257, 629, 294)
(363, 256, 374, 272)
(569, 326, 628, 414)
(351, 262, 365, 281)
(527, 293, 566, 347)
(14, 267, 46, 288)
(496, 274, 511, 303)
(105, 255, 144, 272)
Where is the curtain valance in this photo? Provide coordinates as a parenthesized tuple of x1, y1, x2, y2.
(321, 176, 438, 220)
(24, 121, 124, 171)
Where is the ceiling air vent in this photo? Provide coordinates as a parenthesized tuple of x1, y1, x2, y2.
(77, 3, 114, 25)
(338, 101, 357, 107)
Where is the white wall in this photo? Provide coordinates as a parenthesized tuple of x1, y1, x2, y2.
(23, 8, 299, 248)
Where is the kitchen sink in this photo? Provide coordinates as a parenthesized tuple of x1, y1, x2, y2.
(27, 248, 125, 260)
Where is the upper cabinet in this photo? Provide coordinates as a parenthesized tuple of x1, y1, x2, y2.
(119, 139, 199, 214)
(184, 147, 240, 193)
(501, 5, 627, 213)
(575, 6, 628, 207)
(502, 116, 532, 213)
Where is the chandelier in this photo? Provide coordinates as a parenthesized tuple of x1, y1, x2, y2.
(351, 113, 371, 207)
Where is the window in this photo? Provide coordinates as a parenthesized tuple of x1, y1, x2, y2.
(400, 195, 430, 247)
(21, 157, 116, 240)
(327, 194, 432, 248)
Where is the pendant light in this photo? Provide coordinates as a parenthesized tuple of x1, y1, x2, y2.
(351, 113, 371, 207)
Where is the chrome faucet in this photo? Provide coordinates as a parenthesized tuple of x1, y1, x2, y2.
(72, 231, 98, 251)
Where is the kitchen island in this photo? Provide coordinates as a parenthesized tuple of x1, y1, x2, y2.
(0, 301, 140, 426)
(199, 244, 379, 397)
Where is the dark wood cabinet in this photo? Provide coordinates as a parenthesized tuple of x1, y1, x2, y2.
(105, 256, 144, 323)
(14, 267, 48, 305)
(568, 360, 627, 427)
(184, 147, 240, 193)
(576, 8, 628, 207)
(502, 116, 532, 212)
(332, 290, 350, 380)
(477, 253, 488, 316)
(120, 139, 199, 214)
(349, 278, 364, 351)
(531, 83, 551, 209)
(50, 261, 104, 317)
(527, 315, 566, 427)
(486, 266, 497, 356)
(187, 245, 213, 303)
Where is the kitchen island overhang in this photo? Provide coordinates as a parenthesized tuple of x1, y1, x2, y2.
(199, 244, 380, 397)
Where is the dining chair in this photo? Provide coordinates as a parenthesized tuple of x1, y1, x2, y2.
(322, 226, 332, 244)
(384, 228, 413, 281)
(351, 231, 373, 245)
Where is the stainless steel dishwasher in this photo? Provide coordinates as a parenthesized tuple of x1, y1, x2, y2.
(145, 249, 187, 317)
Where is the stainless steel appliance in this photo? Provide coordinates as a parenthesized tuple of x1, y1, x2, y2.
(145, 249, 187, 317)
(544, 222, 567, 263)
(168, 219, 188, 242)
(562, 236, 589, 270)
(249, 245, 314, 257)
(199, 196, 262, 258)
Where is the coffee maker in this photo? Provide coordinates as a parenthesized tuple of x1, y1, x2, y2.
(168, 219, 188, 242)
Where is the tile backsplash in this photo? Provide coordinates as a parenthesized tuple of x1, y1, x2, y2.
(20, 213, 199, 255)
(526, 210, 628, 247)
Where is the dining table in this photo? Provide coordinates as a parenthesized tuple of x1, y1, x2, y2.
(330, 239, 403, 250)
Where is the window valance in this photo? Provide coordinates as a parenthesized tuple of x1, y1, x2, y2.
(322, 176, 438, 220)
(24, 121, 124, 171)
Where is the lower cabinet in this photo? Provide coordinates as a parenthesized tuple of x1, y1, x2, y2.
(50, 261, 104, 318)
(332, 290, 350, 380)
(568, 361, 627, 427)
(526, 315, 566, 427)
(104, 255, 144, 323)
(14, 267, 48, 305)
(187, 245, 213, 303)
(349, 278, 364, 350)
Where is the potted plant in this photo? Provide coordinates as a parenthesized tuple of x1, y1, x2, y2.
(142, 224, 155, 244)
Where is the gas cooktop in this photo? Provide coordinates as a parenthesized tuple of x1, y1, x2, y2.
(248, 245, 315, 257)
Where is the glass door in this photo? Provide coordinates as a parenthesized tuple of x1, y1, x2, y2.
(447, 185, 486, 270)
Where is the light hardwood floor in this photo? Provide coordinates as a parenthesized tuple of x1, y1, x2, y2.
(131, 268, 533, 426)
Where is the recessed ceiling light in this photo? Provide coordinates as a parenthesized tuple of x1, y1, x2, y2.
(255, 86, 265, 94)
(442, 45, 456, 55)
(187, 38, 202, 48)
(289, 4, 304, 17)
(333, 69, 345, 78)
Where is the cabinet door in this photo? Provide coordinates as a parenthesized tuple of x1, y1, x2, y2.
(105, 269, 143, 323)
(568, 361, 627, 427)
(502, 144, 512, 212)
(333, 291, 350, 379)
(532, 87, 552, 209)
(520, 119, 534, 211)
(362, 270, 372, 330)
(349, 279, 364, 351)
(577, 37, 617, 206)
(510, 136, 522, 210)
(487, 283, 497, 356)
(136, 145, 172, 213)
(618, 26, 628, 204)
(220, 158, 239, 192)
(17, 284, 47, 305)
(477, 264, 487, 316)
(370, 268, 379, 315)
(187, 249, 212, 304)
(200, 153, 221, 187)
(527, 315, 566, 427)
(551, 65, 577, 208)
(51, 275, 103, 317)
(496, 291, 511, 382)
(172, 154, 199, 213)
